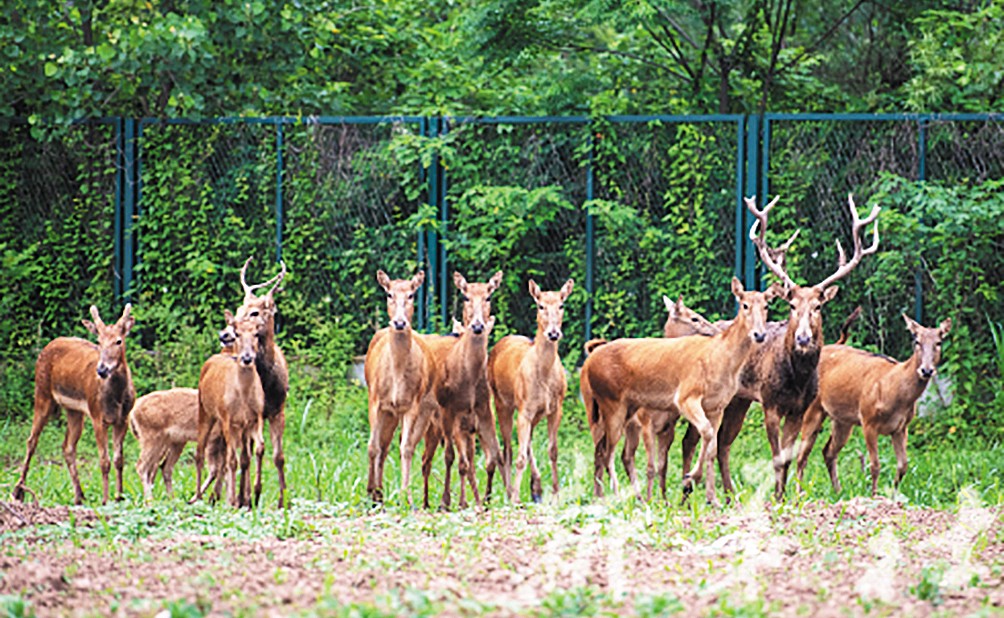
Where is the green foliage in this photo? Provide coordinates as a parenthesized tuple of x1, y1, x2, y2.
(0, 595, 35, 618)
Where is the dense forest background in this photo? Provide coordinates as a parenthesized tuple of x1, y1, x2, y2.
(1, 0, 1002, 446)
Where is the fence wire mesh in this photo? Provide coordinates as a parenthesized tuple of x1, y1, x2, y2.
(0, 121, 117, 352)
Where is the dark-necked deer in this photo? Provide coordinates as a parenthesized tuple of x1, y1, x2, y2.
(232, 257, 289, 508)
(488, 278, 574, 503)
(12, 305, 136, 505)
(419, 271, 509, 510)
(196, 311, 264, 507)
(364, 270, 436, 506)
(679, 194, 880, 501)
(796, 314, 951, 495)
(581, 277, 776, 506)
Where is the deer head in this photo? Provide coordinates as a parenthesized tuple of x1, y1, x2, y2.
(454, 270, 502, 336)
(82, 304, 134, 379)
(224, 310, 261, 368)
(377, 269, 424, 332)
(663, 294, 719, 337)
(529, 278, 573, 342)
(903, 314, 952, 380)
(730, 277, 780, 344)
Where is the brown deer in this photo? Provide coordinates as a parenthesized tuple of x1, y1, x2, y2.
(364, 270, 437, 506)
(130, 388, 226, 501)
(231, 257, 289, 508)
(12, 304, 136, 505)
(195, 311, 264, 507)
(581, 277, 777, 506)
(488, 278, 574, 503)
(419, 271, 509, 510)
(677, 194, 880, 501)
(796, 314, 951, 495)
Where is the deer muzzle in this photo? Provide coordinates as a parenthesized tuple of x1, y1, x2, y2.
(547, 329, 562, 341)
(239, 352, 255, 366)
(96, 364, 112, 379)
(919, 367, 935, 380)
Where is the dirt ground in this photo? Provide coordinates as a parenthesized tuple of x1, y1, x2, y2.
(1, 496, 1001, 617)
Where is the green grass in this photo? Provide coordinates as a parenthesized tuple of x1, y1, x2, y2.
(1, 380, 1001, 512)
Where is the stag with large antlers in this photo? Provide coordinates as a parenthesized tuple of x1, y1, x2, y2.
(221, 257, 289, 507)
(12, 305, 136, 505)
(678, 194, 880, 501)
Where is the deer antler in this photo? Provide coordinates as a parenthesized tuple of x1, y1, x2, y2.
(744, 195, 799, 289)
(814, 194, 880, 290)
(240, 257, 287, 301)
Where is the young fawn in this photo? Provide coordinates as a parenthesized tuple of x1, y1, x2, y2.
(12, 304, 136, 505)
(796, 314, 951, 495)
(488, 278, 574, 503)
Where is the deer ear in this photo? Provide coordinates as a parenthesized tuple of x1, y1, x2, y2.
(224, 309, 236, 328)
(528, 279, 541, 300)
(663, 295, 675, 314)
(764, 282, 785, 302)
(410, 270, 425, 290)
(89, 305, 105, 328)
(488, 270, 504, 293)
(453, 271, 468, 292)
(560, 278, 574, 300)
(821, 286, 839, 303)
(82, 319, 98, 335)
(376, 270, 392, 291)
(730, 276, 744, 298)
(939, 318, 952, 337)
(902, 313, 920, 334)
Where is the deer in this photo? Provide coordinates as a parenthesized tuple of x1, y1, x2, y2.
(795, 314, 951, 496)
(130, 387, 227, 501)
(675, 194, 880, 501)
(11, 304, 136, 506)
(418, 271, 510, 510)
(488, 278, 574, 503)
(195, 310, 265, 507)
(224, 257, 289, 508)
(363, 270, 437, 506)
(581, 277, 777, 506)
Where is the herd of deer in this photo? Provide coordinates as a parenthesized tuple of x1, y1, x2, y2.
(8, 195, 952, 510)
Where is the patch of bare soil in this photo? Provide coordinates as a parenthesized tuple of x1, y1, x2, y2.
(0, 498, 1001, 617)
(0, 501, 95, 535)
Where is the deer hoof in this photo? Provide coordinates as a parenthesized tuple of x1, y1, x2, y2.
(531, 493, 543, 504)
(11, 485, 24, 502)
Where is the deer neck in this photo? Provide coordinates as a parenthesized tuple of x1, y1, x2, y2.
(453, 331, 489, 385)
(256, 318, 278, 366)
(716, 315, 754, 376)
(388, 325, 415, 370)
(783, 322, 821, 375)
(887, 351, 931, 403)
(532, 330, 560, 367)
(98, 363, 133, 424)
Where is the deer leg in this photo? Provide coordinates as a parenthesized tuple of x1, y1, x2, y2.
(717, 398, 751, 495)
(366, 399, 385, 504)
(891, 427, 909, 490)
(823, 421, 853, 494)
(488, 400, 514, 504)
(64, 410, 87, 505)
(92, 419, 112, 505)
(269, 409, 287, 508)
(655, 420, 676, 500)
(194, 410, 217, 503)
(161, 444, 184, 500)
(863, 424, 881, 497)
(420, 422, 440, 510)
(439, 412, 456, 510)
(112, 422, 127, 501)
(374, 410, 398, 505)
(400, 403, 431, 508)
(775, 415, 804, 501)
(796, 400, 826, 487)
(475, 396, 508, 502)
(593, 428, 607, 499)
(763, 406, 786, 502)
(253, 420, 266, 507)
(14, 398, 57, 501)
(680, 400, 722, 508)
(238, 434, 252, 508)
(528, 431, 543, 504)
(510, 407, 535, 504)
(622, 416, 642, 498)
(547, 404, 562, 500)
(603, 404, 628, 497)
(680, 421, 700, 485)
(135, 443, 159, 503)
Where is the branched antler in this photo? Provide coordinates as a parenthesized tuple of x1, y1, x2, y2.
(745, 195, 799, 289)
(814, 194, 880, 290)
(240, 256, 287, 302)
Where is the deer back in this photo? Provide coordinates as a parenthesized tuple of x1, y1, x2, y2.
(130, 387, 200, 447)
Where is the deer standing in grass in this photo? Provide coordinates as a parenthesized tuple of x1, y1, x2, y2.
(796, 314, 951, 495)
(230, 257, 289, 508)
(12, 305, 136, 505)
(676, 195, 880, 501)
(130, 388, 226, 502)
(195, 311, 264, 507)
(488, 278, 574, 503)
(419, 271, 510, 510)
(364, 270, 437, 506)
(581, 277, 776, 506)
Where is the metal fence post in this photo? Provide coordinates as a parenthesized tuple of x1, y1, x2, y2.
(438, 117, 450, 328)
(121, 118, 139, 302)
(743, 114, 760, 290)
(585, 131, 595, 345)
(915, 117, 927, 323)
(275, 122, 284, 264)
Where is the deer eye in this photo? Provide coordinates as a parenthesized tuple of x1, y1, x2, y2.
(461, 294, 469, 302)
(250, 310, 259, 317)
(742, 303, 749, 310)
(407, 293, 414, 300)
(691, 317, 698, 322)
(115, 339, 123, 346)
